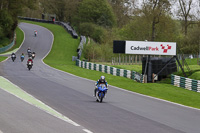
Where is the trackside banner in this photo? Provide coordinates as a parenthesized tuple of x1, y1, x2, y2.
(125, 41, 176, 55)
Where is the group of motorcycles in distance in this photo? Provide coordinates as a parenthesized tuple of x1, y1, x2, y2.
(10, 30, 38, 70)
(11, 48, 35, 71)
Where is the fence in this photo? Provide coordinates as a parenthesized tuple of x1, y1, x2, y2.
(111, 55, 143, 65)
(76, 59, 143, 83)
(0, 34, 16, 54)
(171, 74, 200, 93)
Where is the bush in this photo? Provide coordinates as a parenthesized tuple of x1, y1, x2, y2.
(79, 22, 107, 43)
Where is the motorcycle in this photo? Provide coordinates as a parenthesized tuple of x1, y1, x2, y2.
(27, 61, 33, 70)
(34, 30, 37, 37)
(11, 55, 16, 62)
(32, 53, 35, 59)
(21, 55, 25, 62)
(95, 83, 108, 103)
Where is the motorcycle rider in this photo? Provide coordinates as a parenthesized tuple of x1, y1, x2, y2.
(27, 47, 32, 57)
(27, 47, 31, 53)
(94, 76, 108, 97)
(11, 53, 16, 62)
(11, 53, 16, 61)
(34, 30, 37, 37)
(21, 53, 25, 62)
(27, 57, 33, 67)
(11, 52, 16, 57)
(32, 52, 35, 59)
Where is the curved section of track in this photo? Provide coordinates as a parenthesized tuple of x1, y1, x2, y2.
(0, 22, 200, 133)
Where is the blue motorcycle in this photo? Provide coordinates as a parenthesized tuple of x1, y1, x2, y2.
(96, 84, 108, 103)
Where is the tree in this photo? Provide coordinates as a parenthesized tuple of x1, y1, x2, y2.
(75, 0, 116, 28)
(0, 0, 37, 39)
(177, 0, 193, 36)
(108, 0, 136, 27)
(119, 14, 178, 42)
(39, 0, 80, 22)
(140, 0, 172, 41)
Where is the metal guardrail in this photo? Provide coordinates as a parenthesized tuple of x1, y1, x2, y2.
(19, 16, 86, 59)
(77, 36, 86, 59)
(19, 16, 78, 39)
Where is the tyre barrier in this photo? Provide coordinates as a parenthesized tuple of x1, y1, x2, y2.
(76, 59, 143, 83)
(171, 74, 200, 93)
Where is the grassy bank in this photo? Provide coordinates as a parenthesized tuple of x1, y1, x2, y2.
(0, 37, 10, 48)
(0, 27, 24, 61)
(9, 27, 24, 52)
(21, 20, 200, 109)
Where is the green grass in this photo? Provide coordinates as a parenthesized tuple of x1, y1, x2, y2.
(0, 27, 24, 62)
(95, 62, 143, 73)
(21, 20, 200, 109)
(0, 56, 7, 62)
(0, 37, 10, 48)
(6, 27, 24, 52)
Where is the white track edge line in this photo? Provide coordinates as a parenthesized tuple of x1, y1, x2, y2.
(0, 23, 83, 127)
(41, 56, 200, 111)
(83, 129, 93, 133)
(0, 76, 80, 126)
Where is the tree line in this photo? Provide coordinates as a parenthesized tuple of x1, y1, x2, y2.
(1, 0, 200, 61)
(0, 0, 36, 41)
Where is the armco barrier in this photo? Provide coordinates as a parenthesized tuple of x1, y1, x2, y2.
(77, 36, 86, 59)
(76, 59, 143, 83)
(171, 74, 200, 93)
(18, 16, 78, 39)
(18, 16, 86, 59)
(0, 34, 16, 54)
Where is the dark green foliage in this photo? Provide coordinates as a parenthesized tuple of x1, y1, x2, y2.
(0, 10, 14, 38)
(0, 0, 37, 44)
(74, 0, 116, 28)
(79, 22, 107, 43)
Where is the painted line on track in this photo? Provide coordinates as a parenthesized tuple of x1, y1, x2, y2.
(0, 76, 80, 126)
(83, 129, 93, 133)
(0, 23, 94, 133)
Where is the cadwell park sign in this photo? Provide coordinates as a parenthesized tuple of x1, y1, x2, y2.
(125, 41, 176, 55)
(113, 40, 178, 83)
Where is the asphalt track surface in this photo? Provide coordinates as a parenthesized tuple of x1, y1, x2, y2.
(0, 88, 85, 133)
(0, 22, 200, 133)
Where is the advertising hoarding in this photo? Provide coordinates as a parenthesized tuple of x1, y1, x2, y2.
(125, 41, 176, 55)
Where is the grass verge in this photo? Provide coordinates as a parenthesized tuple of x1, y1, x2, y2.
(0, 27, 24, 61)
(21, 20, 200, 109)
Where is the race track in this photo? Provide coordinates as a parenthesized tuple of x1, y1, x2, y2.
(0, 22, 200, 133)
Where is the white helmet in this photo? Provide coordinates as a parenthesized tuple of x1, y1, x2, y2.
(100, 76, 105, 82)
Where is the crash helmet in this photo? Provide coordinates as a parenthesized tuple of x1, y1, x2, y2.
(100, 76, 105, 82)
(29, 57, 32, 59)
